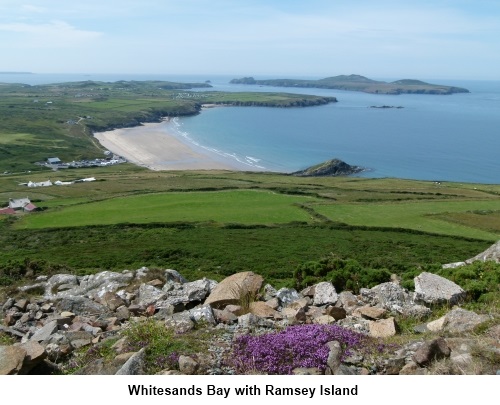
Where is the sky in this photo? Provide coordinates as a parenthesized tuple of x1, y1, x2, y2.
(1, 0, 499, 79)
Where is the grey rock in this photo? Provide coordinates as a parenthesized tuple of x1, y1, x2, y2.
(413, 337, 451, 367)
(165, 313, 195, 333)
(276, 288, 300, 306)
(237, 313, 274, 328)
(189, 305, 216, 325)
(30, 320, 58, 342)
(178, 355, 199, 375)
(442, 308, 489, 333)
(293, 367, 322, 375)
(115, 348, 146, 375)
(57, 297, 109, 316)
(326, 341, 342, 374)
(45, 274, 78, 297)
(164, 269, 188, 284)
(263, 284, 278, 300)
(137, 284, 166, 306)
(313, 282, 338, 306)
(414, 272, 466, 305)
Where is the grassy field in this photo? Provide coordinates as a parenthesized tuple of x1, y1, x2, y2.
(15, 190, 318, 229)
(313, 200, 500, 240)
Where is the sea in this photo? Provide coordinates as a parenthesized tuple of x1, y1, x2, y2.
(2, 72, 499, 184)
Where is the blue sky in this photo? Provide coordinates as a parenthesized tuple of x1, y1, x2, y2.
(1, 0, 499, 79)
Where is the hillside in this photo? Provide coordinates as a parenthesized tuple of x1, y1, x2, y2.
(230, 74, 470, 95)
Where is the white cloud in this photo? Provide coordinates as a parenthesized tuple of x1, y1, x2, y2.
(0, 20, 102, 47)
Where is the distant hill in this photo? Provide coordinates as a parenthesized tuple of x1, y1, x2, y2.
(230, 74, 469, 95)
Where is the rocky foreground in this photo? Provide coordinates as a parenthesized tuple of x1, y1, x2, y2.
(1, 249, 499, 375)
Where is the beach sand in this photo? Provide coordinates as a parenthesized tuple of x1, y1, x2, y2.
(94, 121, 242, 171)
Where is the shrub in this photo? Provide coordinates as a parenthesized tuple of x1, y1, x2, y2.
(232, 324, 366, 374)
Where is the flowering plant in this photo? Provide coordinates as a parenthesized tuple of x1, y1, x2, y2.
(232, 324, 365, 374)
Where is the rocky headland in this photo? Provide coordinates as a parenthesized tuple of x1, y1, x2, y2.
(292, 158, 365, 177)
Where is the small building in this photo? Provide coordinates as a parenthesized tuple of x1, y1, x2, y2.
(47, 157, 62, 165)
(23, 203, 38, 212)
(9, 197, 31, 210)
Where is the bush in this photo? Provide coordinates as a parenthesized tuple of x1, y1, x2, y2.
(293, 255, 391, 292)
(232, 324, 366, 374)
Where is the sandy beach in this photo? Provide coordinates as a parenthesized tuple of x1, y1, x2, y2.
(94, 121, 242, 171)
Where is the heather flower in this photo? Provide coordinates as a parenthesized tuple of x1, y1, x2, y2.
(232, 324, 365, 374)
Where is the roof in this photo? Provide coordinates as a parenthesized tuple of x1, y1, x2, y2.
(23, 203, 38, 212)
(9, 197, 31, 209)
(47, 157, 62, 164)
(0, 207, 16, 215)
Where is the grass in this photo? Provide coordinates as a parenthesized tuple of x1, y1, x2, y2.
(313, 200, 500, 240)
(15, 190, 319, 229)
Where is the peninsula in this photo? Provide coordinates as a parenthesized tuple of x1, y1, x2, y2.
(230, 74, 470, 95)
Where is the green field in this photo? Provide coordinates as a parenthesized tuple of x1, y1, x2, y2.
(314, 200, 500, 240)
(15, 190, 318, 229)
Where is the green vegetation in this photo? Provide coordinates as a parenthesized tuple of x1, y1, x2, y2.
(230, 74, 470, 95)
(0, 80, 334, 172)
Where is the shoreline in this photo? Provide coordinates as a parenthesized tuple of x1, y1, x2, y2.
(93, 119, 252, 172)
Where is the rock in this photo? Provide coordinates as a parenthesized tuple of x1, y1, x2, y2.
(66, 331, 93, 349)
(287, 298, 310, 311)
(369, 317, 396, 338)
(213, 308, 238, 324)
(263, 284, 278, 300)
(178, 355, 199, 375)
(189, 305, 216, 325)
(115, 348, 146, 375)
(249, 301, 280, 318)
(325, 306, 347, 320)
(30, 320, 58, 342)
(293, 367, 322, 375)
(57, 297, 109, 316)
(164, 269, 188, 284)
(399, 361, 427, 375)
(313, 315, 335, 325)
(137, 284, 166, 307)
(45, 274, 78, 297)
(361, 282, 422, 315)
(14, 299, 29, 311)
(292, 158, 364, 177)
(165, 313, 195, 334)
(237, 313, 274, 328)
(281, 307, 307, 324)
(276, 288, 300, 306)
(355, 306, 387, 320)
(204, 272, 263, 309)
(442, 308, 489, 333)
(385, 356, 406, 374)
(414, 272, 466, 305)
(0, 346, 26, 375)
(313, 282, 338, 306)
(413, 337, 451, 367)
(98, 292, 125, 311)
(465, 240, 500, 263)
(17, 341, 46, 374)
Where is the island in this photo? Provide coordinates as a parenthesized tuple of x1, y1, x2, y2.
(292, 158, 365, 177)
(230, 74, 469, 95)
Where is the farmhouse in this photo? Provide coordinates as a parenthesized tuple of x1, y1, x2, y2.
(7, 197, 38, 212)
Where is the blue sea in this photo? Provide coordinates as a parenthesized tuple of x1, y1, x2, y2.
(2, 73, 499, 184)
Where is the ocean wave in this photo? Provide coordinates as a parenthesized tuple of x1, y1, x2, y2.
(167, 118, 265, 169)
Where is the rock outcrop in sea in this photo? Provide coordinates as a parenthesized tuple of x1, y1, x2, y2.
(292, 158, 364, 177)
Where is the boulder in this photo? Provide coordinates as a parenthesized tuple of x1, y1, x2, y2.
(369, 317, 396, 338)
(355, 306, 387, 320)
(413, 337, 451, 367)
(18, 341, 47, 374)
(0, 346, 26, 375)
(442, 308, 489, 333)
(249, 301, 280, 318)
(325, 340, 342, 374)
(204, 272, 263, 309)
(414, 272, 466, 305)
(30, 320, 58, 342)
(178, 355, 199, 375)
(313, 282, 338, 306)
(57, 297, 109, 316)
(136, 284, 166, 307)
(276, 288, 300, 306)
(189, 305, 216, 325)
(115, 348, 146, 375)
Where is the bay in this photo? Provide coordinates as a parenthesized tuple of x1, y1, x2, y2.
(1, 73, 499, 183)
